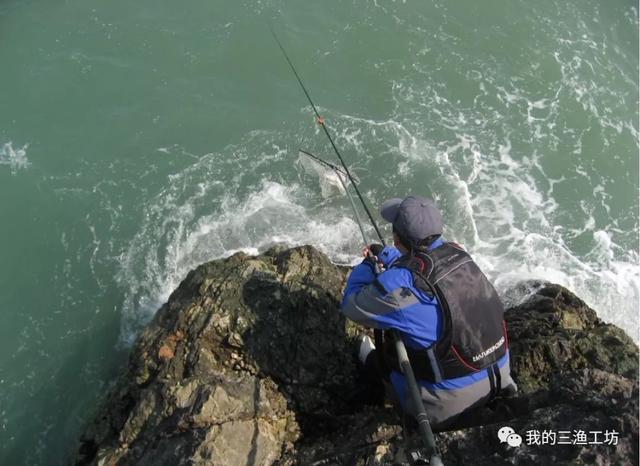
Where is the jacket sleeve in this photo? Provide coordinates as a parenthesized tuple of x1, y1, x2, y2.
(341, 266, 421, 330)
(342, 261, 376, 302)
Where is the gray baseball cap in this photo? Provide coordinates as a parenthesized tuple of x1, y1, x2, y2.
(380, 195, 443, 242)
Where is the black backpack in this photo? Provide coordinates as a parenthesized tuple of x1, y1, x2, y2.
(383, 242, 508, 382)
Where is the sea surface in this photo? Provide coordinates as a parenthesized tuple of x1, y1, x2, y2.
(0, 0, 637, 464)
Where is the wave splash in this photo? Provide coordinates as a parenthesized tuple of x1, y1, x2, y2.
(116, 136, 364, 345)
(116, 108, 639, 346)
(116, 3, 638, 343)
(0, 142, 30, 173)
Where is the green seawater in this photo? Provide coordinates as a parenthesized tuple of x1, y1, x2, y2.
(0, 0, 637, 464)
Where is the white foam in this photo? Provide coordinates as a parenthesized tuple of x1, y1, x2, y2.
(116, 153, 366, 345)
(442, 134, 637, 339)
(0, 142, 30, 173)
(116, 7, 639, 343)
(329, 85, 637, 341)
(122, 116, 638, 349)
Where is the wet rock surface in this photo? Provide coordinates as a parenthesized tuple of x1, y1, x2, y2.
(73, 247, 638, 465)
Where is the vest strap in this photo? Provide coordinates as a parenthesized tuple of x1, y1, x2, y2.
(486, 363, 502, 400)
(426, 347, 443, 383)
(487, 367, 496, 398)
(493, 363, 502, 397)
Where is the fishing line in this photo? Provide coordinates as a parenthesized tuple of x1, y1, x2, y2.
(270, 26, 385, 246)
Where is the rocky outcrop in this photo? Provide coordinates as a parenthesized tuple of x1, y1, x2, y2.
(429, 282, 639, 465)
(73, 246, 638, 465)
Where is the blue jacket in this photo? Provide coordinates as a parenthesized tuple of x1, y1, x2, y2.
(341, 239, 510, 403)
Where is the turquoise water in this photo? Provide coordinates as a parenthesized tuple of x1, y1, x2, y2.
(0, 0, 637, 464)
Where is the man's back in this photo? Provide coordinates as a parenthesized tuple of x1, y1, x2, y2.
(342, 239, 516, 429)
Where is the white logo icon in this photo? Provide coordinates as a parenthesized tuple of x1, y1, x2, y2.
(498, 426, 515, 443)
(498, 426, 523, 447)
(507, 433, 523, 447)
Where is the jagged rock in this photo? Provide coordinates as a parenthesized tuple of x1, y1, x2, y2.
(73, 247, 638, 466)
(505, 282, 638, 393)
(432, 367, 639, 465)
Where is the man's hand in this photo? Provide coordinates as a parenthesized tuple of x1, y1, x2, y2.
(361, 244, 382, 269)
(362, 244, 400, 269)
(362, 243, 383, 258)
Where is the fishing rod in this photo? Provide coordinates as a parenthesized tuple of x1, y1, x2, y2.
(394, 332, 445, 466)
(299, 149, 368, 245)
(270, 26, 385, 247)
(272, 28, 443, 465)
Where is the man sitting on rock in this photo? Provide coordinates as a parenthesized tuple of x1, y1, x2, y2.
(341, 195, 517, 431)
